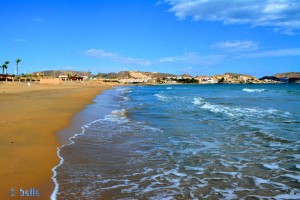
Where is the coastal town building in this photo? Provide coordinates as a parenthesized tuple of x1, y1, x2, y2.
(7, 70, 298, 84)
(118, 78, 151, 83)
(181, 73, 193, 79)
(58, 75, 68, 81)
(195, 76, 218, 84)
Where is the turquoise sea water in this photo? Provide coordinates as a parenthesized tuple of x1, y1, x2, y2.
(53, 84, 300, 199)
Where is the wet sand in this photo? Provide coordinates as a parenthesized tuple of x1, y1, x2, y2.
(0, 81, 118, 199)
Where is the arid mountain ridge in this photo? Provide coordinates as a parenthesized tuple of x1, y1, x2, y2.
(38, 70, 299, 79)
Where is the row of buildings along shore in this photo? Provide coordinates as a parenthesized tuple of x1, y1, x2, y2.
(95, 71, 300, 84)
(1, 71, 299, 84)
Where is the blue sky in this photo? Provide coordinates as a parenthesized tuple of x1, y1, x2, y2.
(1, 0, 300, 77)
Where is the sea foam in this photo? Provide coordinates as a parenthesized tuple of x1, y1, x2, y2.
(263, 163, 280, 170)
(193, 97, 284, 119)
(51, 118, 102, 200)
(154, 93, 169, 101)
(242, 88, 266, 93)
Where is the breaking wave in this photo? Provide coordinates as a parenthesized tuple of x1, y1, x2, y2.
(154, 93, 169, 101)
(242, 88, 266, 93)
(54, 84, 300, 199)
(193, 97, 287, 119)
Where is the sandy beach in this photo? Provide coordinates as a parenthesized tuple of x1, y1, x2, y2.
(0, 81, 118, 199)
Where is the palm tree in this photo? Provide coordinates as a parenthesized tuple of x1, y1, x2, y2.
(1, 64, 6, 74)
(4, 61, 9, 74)
(16, 59, 21, 76)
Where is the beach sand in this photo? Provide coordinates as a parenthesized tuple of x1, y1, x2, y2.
(0, 81, 118, 199)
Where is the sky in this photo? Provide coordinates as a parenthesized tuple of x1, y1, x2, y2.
(1, 0, 300, 77)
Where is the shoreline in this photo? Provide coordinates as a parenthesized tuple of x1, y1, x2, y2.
(0, 81, 118, 199)
(51, 87, 118, 199)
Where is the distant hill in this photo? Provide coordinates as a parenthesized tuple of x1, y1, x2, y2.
(96, 71, 177, 79)
(181, 73, 193, 78)
(260, 72, 300, 83)
(30, 70, 299, 83)
(213, 73, 260, 84)
(259, 76, 282, 82)
(274, 72, 300, 79)
(33, 70, 92, 77)
(274, 72, 300, 83)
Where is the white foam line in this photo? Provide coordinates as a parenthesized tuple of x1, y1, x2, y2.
(242, 88, 266, 93)
(263, 163, 280, 170)
(274, 190, 300, 199)
(50, 118, 102, 200)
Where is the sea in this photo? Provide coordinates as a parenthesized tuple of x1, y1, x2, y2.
(52, 84, 300, 200)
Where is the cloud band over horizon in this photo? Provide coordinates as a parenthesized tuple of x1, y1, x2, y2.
(87, 46, 300, 66)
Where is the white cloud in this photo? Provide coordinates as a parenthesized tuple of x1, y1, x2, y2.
(86, 49, 115, 58)
(158, 47, 300, 65)
(211, 41, 259, 52)
(86, 47, 300, 68)
(264, 3, 288, 13)
(159, 52, 226, 65)
(165, 0, 300, 34)
(86, 49, 152, 65)
(242, 48, 300, 58)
